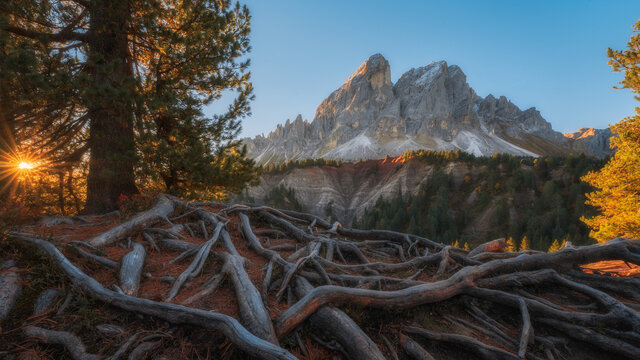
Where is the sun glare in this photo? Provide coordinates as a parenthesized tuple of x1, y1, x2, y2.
(18, 162, 35, 170)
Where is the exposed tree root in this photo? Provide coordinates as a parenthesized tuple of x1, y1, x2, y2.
(0, 260, 22, 325)
(5, 195, 640, 360)
(68, 244, 119, 269)
(199, 210, 278, 344)
(119, 244, 146, 296)
(9, 232, 296, 360)
(165, 222, 222, 301)
(404, 326, 520, 360)
(86, 194, 177, 248)
(24, 326, 102, 360)
(33, 289, 59, 315)
(399, 333, 436, 360)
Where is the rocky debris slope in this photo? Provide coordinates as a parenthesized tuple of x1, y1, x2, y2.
(247, 157, 456, 225)
(244, 54, 612, 164)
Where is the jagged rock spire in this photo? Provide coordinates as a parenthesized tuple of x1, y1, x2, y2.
(243, 54, 611, 164)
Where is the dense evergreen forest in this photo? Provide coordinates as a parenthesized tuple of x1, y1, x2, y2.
(261, 150, 606, 252)
(262, 184, 306, 212)
(357, 151, 604, 251)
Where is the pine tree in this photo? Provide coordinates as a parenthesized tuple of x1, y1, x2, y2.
(407, 216, 421, 235)
(519, 236, 530, 251)
(559, 239, 568, 250)
(547, 239, 561, 253)
(506, 236, 516, 252)
(582, 19, 640, 241)
(1, 0, 256, 211)
(452, 240, 460, 248)
(463, 242, 470, 251)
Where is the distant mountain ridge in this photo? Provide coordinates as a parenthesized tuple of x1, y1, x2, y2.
(244, 54, 612, 164)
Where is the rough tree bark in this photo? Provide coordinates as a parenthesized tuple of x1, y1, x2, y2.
(84, 0, 138, 213)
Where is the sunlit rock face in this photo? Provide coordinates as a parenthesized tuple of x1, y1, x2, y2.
(563, 128, 612, 159)
(243, 54, 612, 165)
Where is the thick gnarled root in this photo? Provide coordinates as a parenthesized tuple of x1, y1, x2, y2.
(5, 196, 640, 360)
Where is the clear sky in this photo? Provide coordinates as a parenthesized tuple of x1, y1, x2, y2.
(208, 0, 640, 138)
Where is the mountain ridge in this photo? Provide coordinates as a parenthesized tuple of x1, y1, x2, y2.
(244, 54, 612, 164)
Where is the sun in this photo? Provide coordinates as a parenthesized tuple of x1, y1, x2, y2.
(18, 161, 35, 170)
(0, 140, 49, 195)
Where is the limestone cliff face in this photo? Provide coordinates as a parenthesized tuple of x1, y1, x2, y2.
(564, 128, 613, 158)
(244, 54, 612, 164)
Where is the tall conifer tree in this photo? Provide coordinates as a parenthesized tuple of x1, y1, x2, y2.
(1, 0, 256, 211)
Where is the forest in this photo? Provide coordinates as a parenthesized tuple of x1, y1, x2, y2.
(355, 152, 605, 251)
(1, 2, 639, 360)
(260, 151, 604, 252)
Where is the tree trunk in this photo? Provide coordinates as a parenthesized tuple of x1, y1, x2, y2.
(58, 171, 66, 215)
(0, 55, 16, 202)
(84, 0, 138, 213)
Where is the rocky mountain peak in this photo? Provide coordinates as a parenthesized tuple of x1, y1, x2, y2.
(244, 54, 612, 164)
(347, 53, 392, 90)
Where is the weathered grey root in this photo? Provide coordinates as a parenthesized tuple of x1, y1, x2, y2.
(96, 323, 125, 336)
(181, 273, 225, 305)
(104, 332, 142, 360)
(399, 333, 436, 360)
(239, 213, 386, 360)
(10, 232, 297, 360)
(276, 242, 321, 301)
(404, 326, 519, 360)
(119, 244, 146, 296)
(0, 260, 22, 323)
(33, 288, 59, 315)
(24, 326, 102, 360)
(68, 244, 118, 269)
(518, 298, 533, 359)
(292, 277, 386, 360)
(199, 209, 279, 344)
(86, 194, 176, 248)
(10, 199, 640, 360)
(165, 222, 222, 302)
(156, 238, 197, 253)
(274, 238, 640, 337)
(126, 340, 161, 360)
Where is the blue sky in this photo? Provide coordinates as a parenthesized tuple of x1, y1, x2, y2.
(209, 0, 640, 138)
